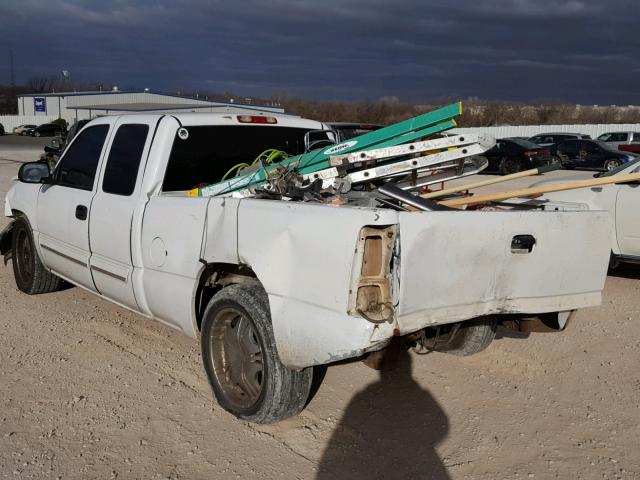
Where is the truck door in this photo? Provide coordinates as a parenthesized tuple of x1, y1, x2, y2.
(37, 121, 112, 290)
(88, 118, 156, 311)
(557, 140, 579, 165)
(583, 142, 606, 167)
(615, 166, 640, 256)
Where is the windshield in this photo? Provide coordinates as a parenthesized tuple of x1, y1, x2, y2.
(600, 158, 640, 177)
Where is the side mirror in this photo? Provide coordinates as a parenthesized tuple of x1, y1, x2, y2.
(18, 162, 52, 184)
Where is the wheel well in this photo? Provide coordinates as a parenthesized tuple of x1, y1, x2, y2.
(0, 211, 25, 258)
(194, 263, 261, 331)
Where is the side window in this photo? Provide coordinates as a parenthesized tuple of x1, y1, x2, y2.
(57, 125, 110, 190)
(102, 124, 150, 196)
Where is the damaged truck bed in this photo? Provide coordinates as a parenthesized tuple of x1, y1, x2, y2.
(1, 104, 612, 423)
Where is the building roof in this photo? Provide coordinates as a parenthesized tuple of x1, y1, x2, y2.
(18, 90, 283, 112)
(70, 102, 285, 114)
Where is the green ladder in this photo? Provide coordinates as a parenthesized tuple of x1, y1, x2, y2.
(196, 101, 462, 197)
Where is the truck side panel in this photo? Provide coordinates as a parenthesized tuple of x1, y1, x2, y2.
(234, 200, 398, 368)
(138, 196, 209, 336)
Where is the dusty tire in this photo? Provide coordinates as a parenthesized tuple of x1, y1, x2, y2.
(431, 318, 498, 356)
(201, 284, 313, 424)
(499, 157, 522, 175)
(604, 158, 621, 171)
(11, 217, 62, 294)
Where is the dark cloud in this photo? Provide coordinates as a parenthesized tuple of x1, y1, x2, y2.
(1, 0, 638, 103)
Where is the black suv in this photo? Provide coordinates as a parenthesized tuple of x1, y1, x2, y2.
(556, 139, 637, 171)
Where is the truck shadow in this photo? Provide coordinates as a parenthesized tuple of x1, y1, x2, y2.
(316, 349, 451, 480)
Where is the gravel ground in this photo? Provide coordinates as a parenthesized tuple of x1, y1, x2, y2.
(0, 147, 638, 479)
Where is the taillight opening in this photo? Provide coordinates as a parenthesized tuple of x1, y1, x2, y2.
(237, 115, 277, 124)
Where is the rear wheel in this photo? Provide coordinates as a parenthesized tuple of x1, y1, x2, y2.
(551, 155, 562, 166)
(419, 318, 498, 356)
(34, 132, 41, 137)
(604, 158, 621, 171)
(499, 156, 522, 175)
(201, 284, 313, 423)
(11, 217, 62, 294)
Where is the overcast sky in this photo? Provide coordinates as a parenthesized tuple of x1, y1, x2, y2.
(1, 0, 638, 104)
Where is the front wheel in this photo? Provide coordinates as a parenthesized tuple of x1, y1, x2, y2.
(34, 132, 41, 137)
(201, 284, 313, 423)
(11, 217, 62, 294)
(551, 155, 562, 166)
(604, 158, 621, 171)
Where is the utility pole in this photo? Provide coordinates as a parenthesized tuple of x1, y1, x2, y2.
(9, 49, 15, 88)
(9, 49, 16, 114)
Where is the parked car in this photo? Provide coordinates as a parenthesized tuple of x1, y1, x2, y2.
(27, 123, 65, 137)
(528, 133, 591, 150)
(0, 123, 4, 136)
(596, 131, 640, 148)
(13, 124, 37, 135)
(555, 139, 636, 171)
(597, 131, 640, 154)
(483, 138, 551, 174)
(536, 158, 640, 267)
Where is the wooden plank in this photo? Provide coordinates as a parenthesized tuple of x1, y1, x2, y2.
(421, 164, 560, 200)
(438, 172, 640, 207)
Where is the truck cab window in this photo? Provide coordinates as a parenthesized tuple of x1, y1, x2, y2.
(162, 125, 313, 192)
(57, 125, 109, 191)
(103, 124, 150, 196)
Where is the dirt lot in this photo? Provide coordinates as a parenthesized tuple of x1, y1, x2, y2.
(0, 143, 639, 479)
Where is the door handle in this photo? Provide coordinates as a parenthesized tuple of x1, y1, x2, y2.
(75, 205, 88, 221)
(511, 234, 536, 254)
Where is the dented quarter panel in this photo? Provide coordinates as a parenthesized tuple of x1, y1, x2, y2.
(201, 197, 241, 264)
(236, 199, 397, 368)
(396, 210, 611, 334)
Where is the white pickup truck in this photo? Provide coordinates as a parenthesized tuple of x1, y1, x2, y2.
(1, 113, 612, 423)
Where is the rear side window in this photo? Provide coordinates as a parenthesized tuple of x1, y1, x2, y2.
(57, 125, 109, 190)
(163, 125, 313, 192)
(102, 124, 150, 196)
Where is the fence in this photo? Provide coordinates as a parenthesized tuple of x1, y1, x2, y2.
(450, 123, 640, 139)
(0, 115, 58, 133)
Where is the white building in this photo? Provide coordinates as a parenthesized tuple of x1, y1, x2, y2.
(16, 89, 285, 124)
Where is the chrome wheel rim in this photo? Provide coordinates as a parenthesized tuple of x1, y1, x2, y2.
(606, 160, 620, 171)
(209, 307, 264, 409)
